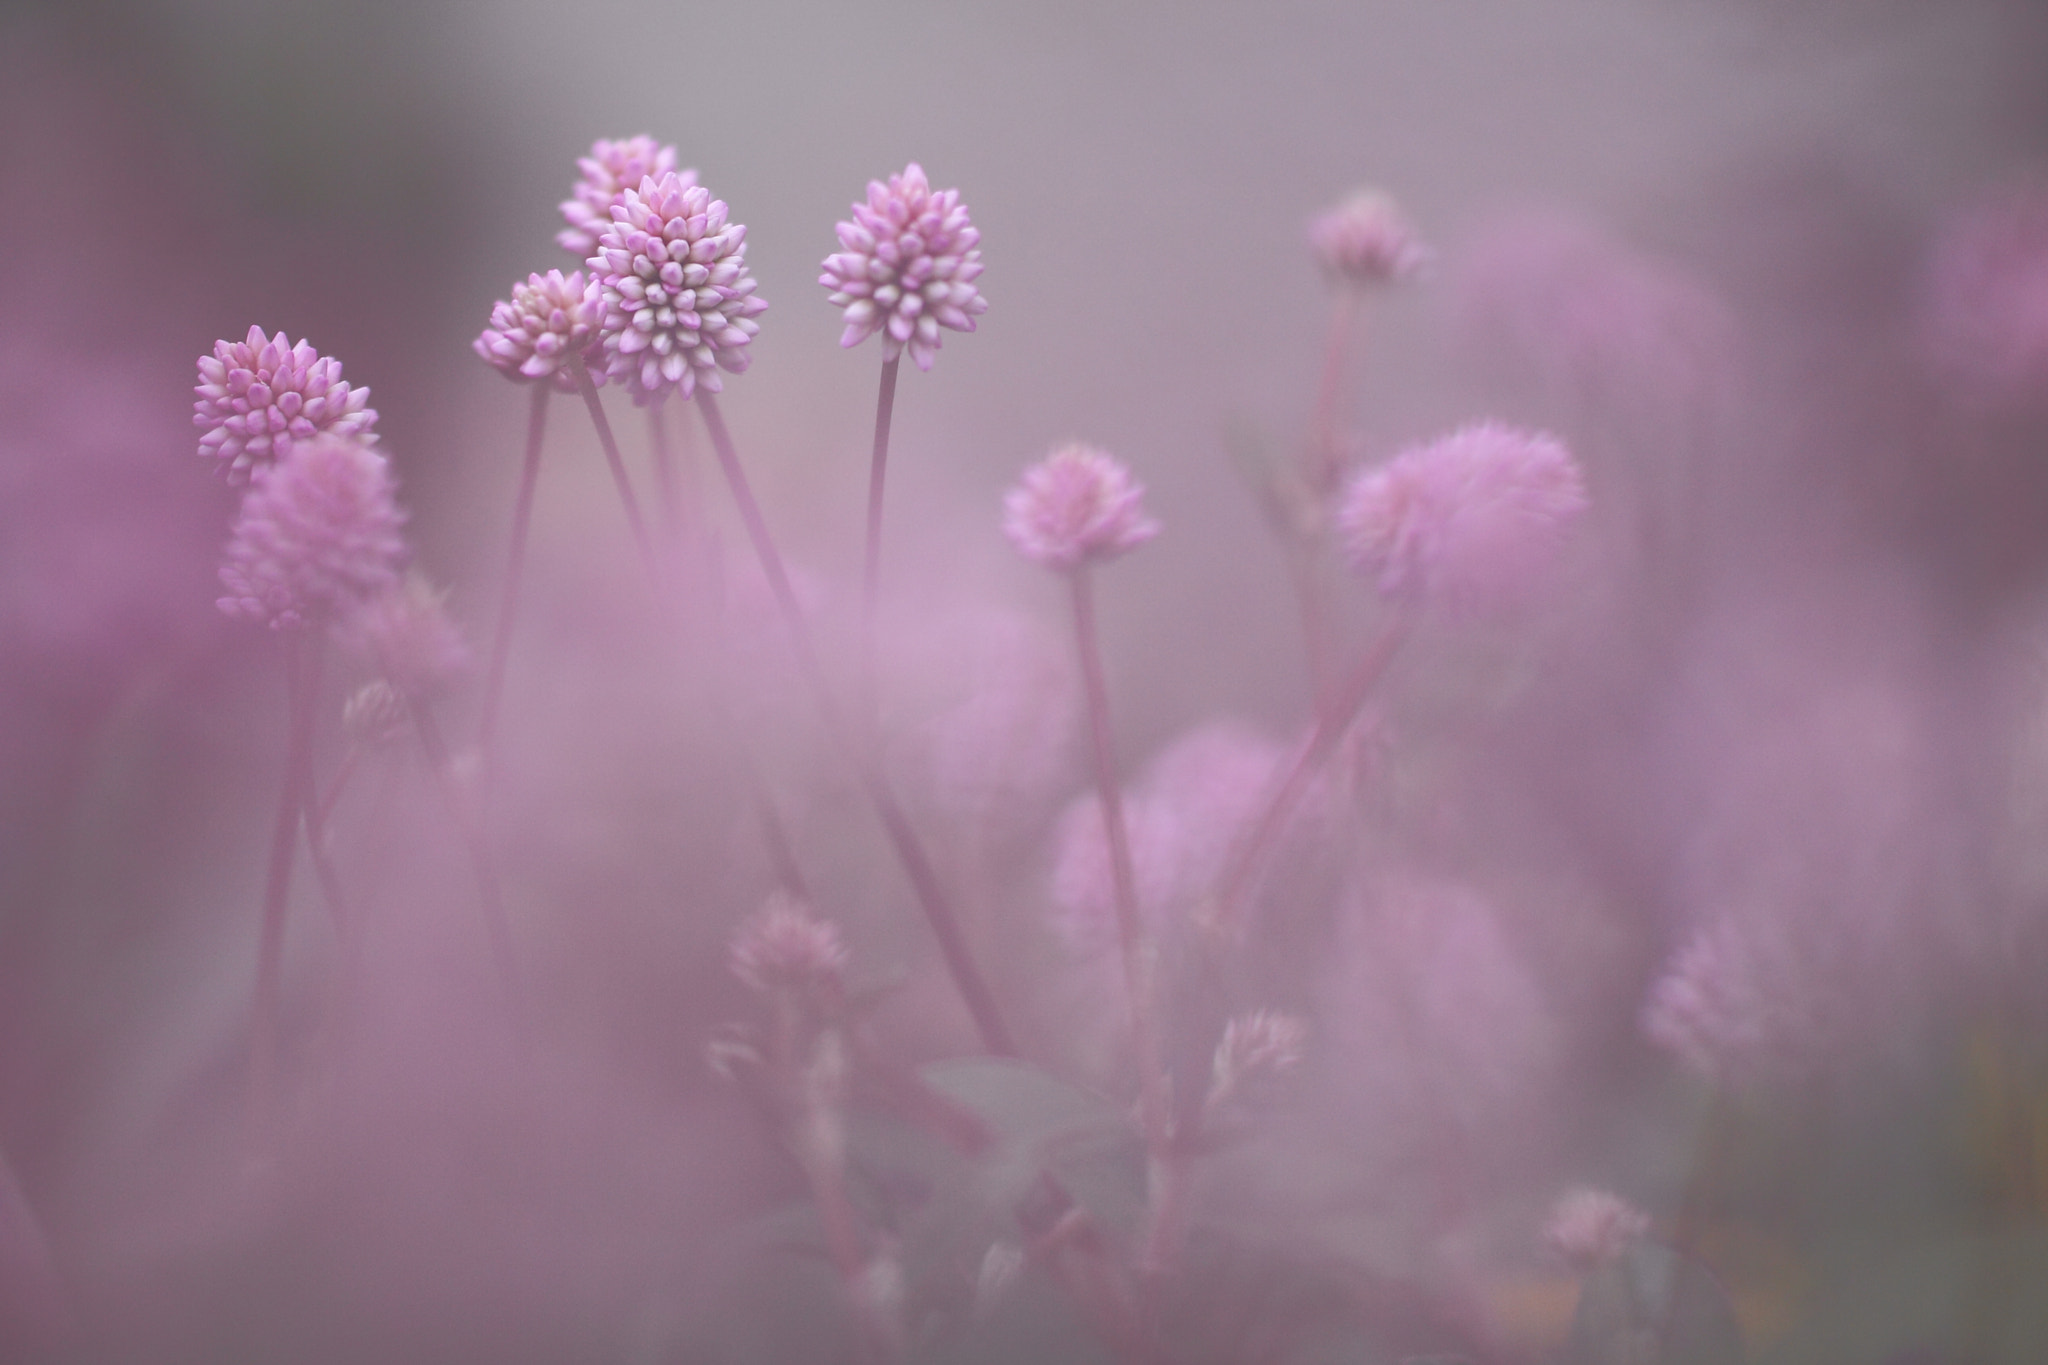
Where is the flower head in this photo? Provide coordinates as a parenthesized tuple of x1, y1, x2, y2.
(194, 326, 377, 482)
(1920, 181, 2048, 410)
(336, 573, 470, 696)
(557, 136, 691, 257)
(729, 892, 849, 997)
(1337, 421, 1587, 614)
(1544, 1188, 1651, 1271)
(473, 270, 603, 389)
(589, 172, 766, 404)
(1003, 444, 1159, 571)
(217, 434, 407, 629)
(1308, 189, 1432, 287)
(820, 162, 987, 371)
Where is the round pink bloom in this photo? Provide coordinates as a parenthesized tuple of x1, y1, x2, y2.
(557, 136, 692, 258)
(820, 162, 987, 371)
(1002, 444, 1159, 571)
(1543, 1188, 1650, 1270)
(473, 270, 603, 390)
(336, 574, 470, 696)
(1337, 422, 1587, 613)
(589, 173, 767, 404)
(217, 434, 407, 630)
(1921, 181, 2048, 410)
(1308, 189, 1432, 286)
(193, 325, 377, 483)
(729, 892, 849, 996)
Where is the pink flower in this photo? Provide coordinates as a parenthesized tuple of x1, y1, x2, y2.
(729, 893, 850, 996)
(820, 162, 987, 371)
(473, 270, 603, 389)
(1308, 189, 1432, 286)
(217, 434, 407, 630)
(1337, 422, 1587, 614)
(557, 136, 692, 258)
(1002, 444, 1159, 571)
(1543, 1188, 1650, 1270)
(589, 173, 766, 404)
(1208, 1010, 1309, 1108)
(336, 574, 470, 696)
(193, 325, 377, 483)
(1920, 180, 2048, 410)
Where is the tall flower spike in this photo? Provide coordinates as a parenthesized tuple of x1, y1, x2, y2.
(557, 136, 691, 257)
(194, 326, 377, 482)
(1309, 189, 1432, 286)
(1003, 444, 1159, 571)
(589, 173, 767, 404)
(1337, 421, 1586, 615)
(474, 270, 603, 390)
(217, 433, 407, 630)
(820, 162, 987, 371)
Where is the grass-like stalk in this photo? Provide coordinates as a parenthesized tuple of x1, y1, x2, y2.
(479, 383, 550, 758)
(696, 391, 1018, 1058)
(859, 356, 902, 718)
(1067, 567, 1174, 1277)
(572, 361, 660, 587)
(647, 400, 680, 539)
(247, 629, 323, 1141)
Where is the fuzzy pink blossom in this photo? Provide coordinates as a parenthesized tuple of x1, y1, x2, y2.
(217, 434, 407, 629)
(729, 893, 849, 997)
(588, 173, 766, 404)
(336, 574, 470, 696)
(1308, 189, 1432, 286)
(1544, 1188, 1650, 1270)
(1003, 444, 1159, 571)
(1921, 181, 2048, 409)
(1641, 918, 1819, 1092)
(820, 162, 987, 371)
(473, 270, 603, 389)
(1338, 422, 1587, 613)
(342, 679, 408, 747)
(557, 136, 692, 258)
(193, 325, 377, 482)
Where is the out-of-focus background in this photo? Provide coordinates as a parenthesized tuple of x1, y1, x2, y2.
(5, 0, 2048, 1360)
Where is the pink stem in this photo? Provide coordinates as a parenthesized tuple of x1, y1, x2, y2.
(860, 356, 902, 717)
(248, 628, 322, 1139)
(572, 361, 660, 586)
(480, 382, 549, 757)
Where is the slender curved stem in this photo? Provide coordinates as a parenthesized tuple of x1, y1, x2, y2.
(696, 391, 1017, 1057)
(572, 361, 660, 585)
(860, 356, 901, 719)
(647, 400, 680, 539)
(480, 383, 549, 757)
(1309, 288, 1362, 496)
(248, 629, 322, 1138)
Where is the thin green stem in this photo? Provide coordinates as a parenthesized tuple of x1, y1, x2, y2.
(860, 356, 901, 719)
(248, 629, 322, 1140)
(572, 361, 660, 586)
(480, 382, 550, 758)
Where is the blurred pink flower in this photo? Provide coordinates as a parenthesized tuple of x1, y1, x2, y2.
(1308, 189, 1432, 286)
(342, 678, 409, 747)
(216, 433, 407, 629)
(1543, 1187, 1650, 1270)
(1002, 444, 1159, 571)
(1209, 1010, 1309, 1108)
(1921, 180, 2048, 410)
(820, 162, 987, 371)
(589, 173, 766, 404)
(1641, 918, 1792, 1091)
(1337, 421, 1587, 614)
(729, 892, 850, 996)
(473, 269, 603, 389)
(557, 135, 691, 258)
(336, 574, 471, 696)
(193, 325, 378, 483)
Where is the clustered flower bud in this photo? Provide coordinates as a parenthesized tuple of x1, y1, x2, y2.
(216, 434, 408, 630)
(1002, 444, 1160, 571)
(1337, 421, 1587, 614)
(820, 162, 987, 371)
(729, 892, 850, 997)
(558, 135, 691, 258)
(473, 270, 603, 389)
(1308, 189, 1432, 287)
(336, 574, 470, 697)
(194, 326, 377, 483)
(589, 172, 767, 404)
(1543, 1187, 1651, 1271)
